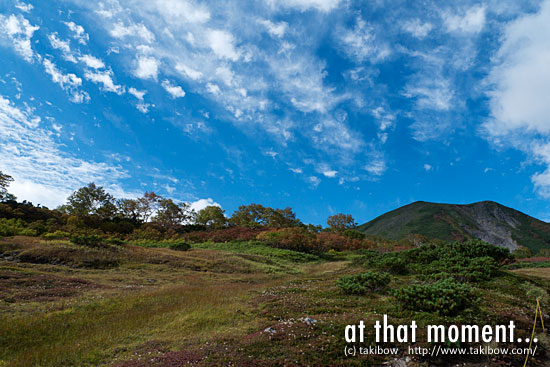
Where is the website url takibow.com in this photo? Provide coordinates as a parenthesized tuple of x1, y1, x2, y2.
(344, 344, 538, 357)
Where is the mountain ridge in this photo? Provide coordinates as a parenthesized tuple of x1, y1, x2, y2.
(357, 200, 550, 253)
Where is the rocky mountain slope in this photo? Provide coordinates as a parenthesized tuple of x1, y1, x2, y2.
(358, 201, 550, 253)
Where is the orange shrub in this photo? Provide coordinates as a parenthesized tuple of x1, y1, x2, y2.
(182, 226, 267, 243)
(256, 227, 325, 253)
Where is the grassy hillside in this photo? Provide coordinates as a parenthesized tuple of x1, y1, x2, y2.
(1, 236, 550, 366)
(358, 201, 550, 254)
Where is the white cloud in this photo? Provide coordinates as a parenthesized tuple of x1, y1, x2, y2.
(338, 17, 390, 63)
(403, 77, 453, 111)
(403, 19, 433, 39)
(133, 56, 160, 80)
(269, 52, 342, 114)
(161, 80, 186, 98)
(215, 66, 234, 86)
(364, 158, 386, 176)
(128, 87, 146, 101)
(79, 55, 105, 69)
(206, 83, 221, 95)
(43, 59, 90, 103)
(48, 33, 77, 63)
(110, 21, 155, 43)
(259, 19, 288, 38)
(189, 198, 221, 212)
(0, 95, 128, 208)
(136, 103, 151, 113)
(15, 2, 33, 13)
(154, 0, 211, 23)
(423, 163, 432, 171)
(0, 14, 39, 62)
(262, 150, 277, 158)
(311, 116, 363, 153)
(444, 5, 486, 34)
(73, 1, 370, 177)
(268, 0, 342, 12)
(207, 30, 240, 61)
(176, 63, 203, 80)
(485, 0, 550, 136)
(483, 1, 550, 198)
(308, 176, 321, 187)
(64, 21, 89, 45)
(322, 170, 337, 177)
(289, 167, 303, 174)
(84, 69, 124, 94)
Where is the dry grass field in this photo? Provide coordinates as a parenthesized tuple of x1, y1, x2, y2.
(1, 236, 550, 367)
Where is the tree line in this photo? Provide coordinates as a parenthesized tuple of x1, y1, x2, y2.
(0, 171, 358, 233)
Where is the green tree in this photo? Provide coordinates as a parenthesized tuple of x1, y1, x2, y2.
(229, 203, 267, 227)
(195, 205, 227, 229)
(263, 207, 302, 228)
(229, 204, 301, 228)
(117, 198, 141, 222)
(0, 171, 16, 201)
(137, 191, 161, 222)
(327, 213, 357, 232)
(60, 183, 117, 220)
(153, 198, 193, 227)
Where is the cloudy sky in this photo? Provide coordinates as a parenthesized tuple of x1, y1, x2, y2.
(1, 0, 550, 224)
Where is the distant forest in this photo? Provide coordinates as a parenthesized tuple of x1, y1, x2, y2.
(0, 170, 406, 253)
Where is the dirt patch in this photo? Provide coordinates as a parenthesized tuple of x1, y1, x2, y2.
(516, 256, 550, 263)
(115, 349, 205, 367)
(0, 269, 102, 302)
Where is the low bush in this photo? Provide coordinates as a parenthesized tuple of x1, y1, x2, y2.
(420, 256, 499, 282)
(365, 240, 512, 283)
(337, 271, 391, 295)
(407, 240, 512, 266)
(317, 232, 369, 251)
(70, 235, 105, 248)
(375, 253, 409, 275)
(257, 227, 324, 254)
(42, 230, 70, 240)
(0, 218, 37, 237)
(342, 229, 366, 240)
(183, 227, 267, 243)
(106, 238, 125, 246)
(392, 278, 477, 316)
(169, 242, 191, 251)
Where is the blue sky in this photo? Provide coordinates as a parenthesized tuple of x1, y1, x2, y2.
(1, 0, 550, 225)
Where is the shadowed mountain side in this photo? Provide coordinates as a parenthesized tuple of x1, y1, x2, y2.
(358, 201, 550, 253)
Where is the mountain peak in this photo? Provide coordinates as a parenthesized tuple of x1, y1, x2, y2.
(358, 201, 550, 254)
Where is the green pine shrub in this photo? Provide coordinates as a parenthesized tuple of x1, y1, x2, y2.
(169, 242, 191, 251)
(42, 230, 71, 240)
(70, 235, 105, 248)
(337, 271, 391, 295)
(392, 278, 477, 316)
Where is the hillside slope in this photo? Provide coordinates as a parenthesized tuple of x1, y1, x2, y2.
(358, 201, 550, 253)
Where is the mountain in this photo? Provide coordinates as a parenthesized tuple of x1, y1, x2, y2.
(357, 201, 550, 253)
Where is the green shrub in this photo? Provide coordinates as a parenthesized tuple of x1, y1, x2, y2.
(169, 242, 191, 251)
(407, 240, 511, 266)
(342, 229, 366, 240)
(0, 218, 37, 237)
(392, 278, 477, 316)
(420, 256, 499, 282)
(337, 271, 391, 295)
(106, 238, 125, 246)
(70, 235, 105, 247)
(376, 253, 409, 275)
(42, 230, 70, 240)
(401, 240, 510, 282)
(513, 245, 532, 259)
